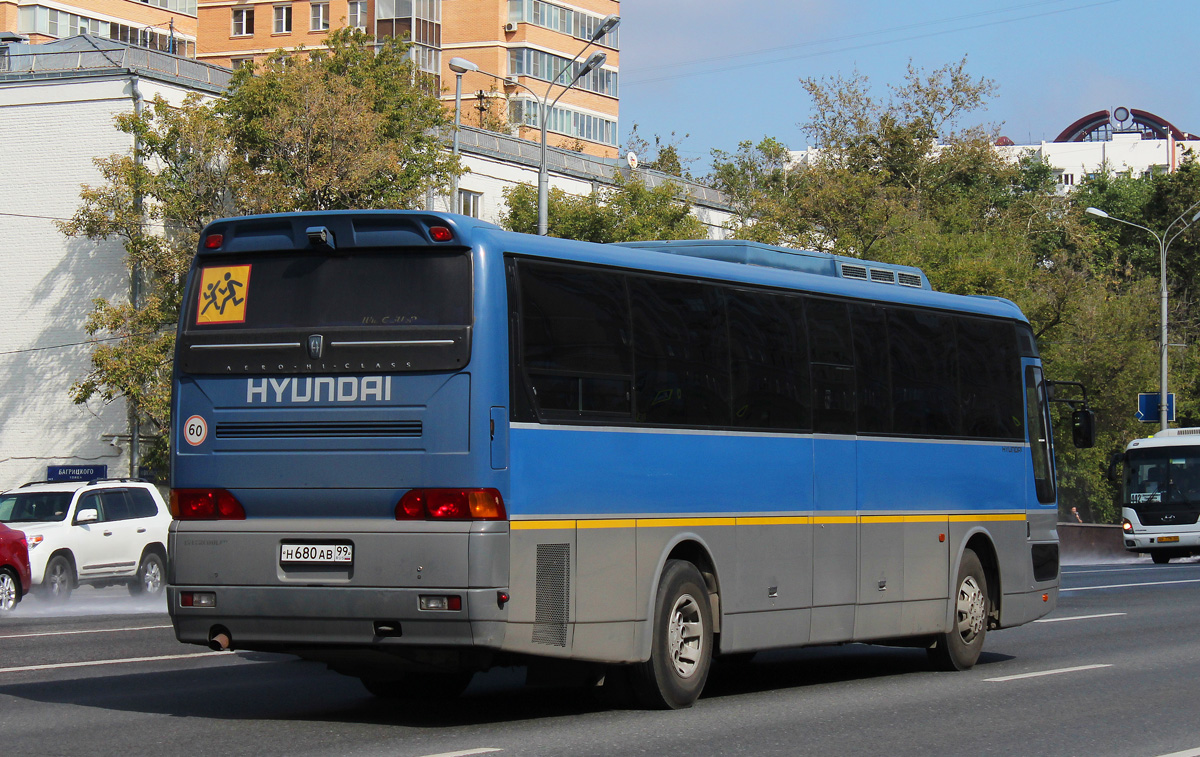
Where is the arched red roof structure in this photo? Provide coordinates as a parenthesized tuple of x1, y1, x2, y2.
(1054, 109, 1195, 142)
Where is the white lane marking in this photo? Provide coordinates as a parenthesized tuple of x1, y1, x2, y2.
(0, 651, 233, 674)
(419, 750, 503, 757)
(1061, 566, 1145, 574)
(0, 624, 172, 640)
(1061, 579, 1200, 592)
(985, 664, 1112, 682)
(1155, 748, 1200, 757)
(1035, 612, 1126, 623)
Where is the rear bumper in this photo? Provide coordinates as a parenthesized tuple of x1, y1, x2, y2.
(169, 585, 510, 651)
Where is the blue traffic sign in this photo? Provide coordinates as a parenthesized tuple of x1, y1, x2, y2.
(1137, 392, 1176, 423)
(46, 464, 107, 482)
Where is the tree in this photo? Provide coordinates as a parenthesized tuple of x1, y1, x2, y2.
(624, 123, 696, 180)
(500, 172, 707, 243)
(222, 28, 458, 212)
(59, 29, 458, 468)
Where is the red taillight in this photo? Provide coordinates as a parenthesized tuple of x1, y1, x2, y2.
(180, 592, 194, 607)
(203, 233, 223, 249)
(395, 488, 505, 521)
(170, 489, 246, 520)
(429, 225, 454, 242)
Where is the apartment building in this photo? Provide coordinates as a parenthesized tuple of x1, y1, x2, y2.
(1, 0, 199, 57)
(196, 0, 620, 157)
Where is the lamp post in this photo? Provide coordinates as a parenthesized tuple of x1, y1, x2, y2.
(449, 14, 618, 235)
(1086, 202, 1200, 430)
(448, 57, 479, 214)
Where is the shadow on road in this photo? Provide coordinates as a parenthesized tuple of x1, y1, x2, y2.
(0, 642, 1013, 728)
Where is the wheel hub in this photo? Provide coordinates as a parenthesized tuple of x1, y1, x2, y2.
(956, 575, 986, 643)
(667, 592, 704, 678)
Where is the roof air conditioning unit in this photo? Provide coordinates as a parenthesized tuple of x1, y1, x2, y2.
(504, 22, 517, 32)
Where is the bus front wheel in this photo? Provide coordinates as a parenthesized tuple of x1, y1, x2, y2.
(928, 548, 989, 671)
(631, 559, 713, 709)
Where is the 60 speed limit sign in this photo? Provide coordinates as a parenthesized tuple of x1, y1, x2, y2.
(184, 415, 208, 446)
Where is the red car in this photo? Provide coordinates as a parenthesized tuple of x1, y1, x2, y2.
(0, 523, 31, 612)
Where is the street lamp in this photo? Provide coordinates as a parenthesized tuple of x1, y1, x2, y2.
(1086, 202, 1200, 430)
(448, 56, 479, 214)
(448, 14, 618, 235)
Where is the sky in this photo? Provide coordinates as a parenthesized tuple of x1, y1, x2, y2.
(618, 0, 1200, 175)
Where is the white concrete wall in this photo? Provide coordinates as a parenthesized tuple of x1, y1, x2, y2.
(0, 74, 201, 489)
(444, 148, 733, 239)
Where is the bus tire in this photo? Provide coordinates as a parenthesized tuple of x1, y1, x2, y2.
(928, 548, 988, 671)
(1151, 552, 1172, 565)
(631, 559, 713, 709)
(360, 671, 474, 700)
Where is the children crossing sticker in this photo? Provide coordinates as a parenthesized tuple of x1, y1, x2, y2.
(196, 265, 251, 325)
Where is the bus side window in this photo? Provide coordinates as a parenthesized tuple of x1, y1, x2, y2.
(807, 298, 856, 435)
(516, 261, 633, 421)
(889, 309, 959, 437)
(851, 304, 891, 434)
(629, 277, 730, 427)
(728, 289, 811, 431)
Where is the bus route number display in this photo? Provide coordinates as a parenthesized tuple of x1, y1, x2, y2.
(279, 543, 353, 564)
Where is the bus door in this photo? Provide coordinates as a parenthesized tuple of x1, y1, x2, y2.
(1024, 365, 1059, 579)
(808, 299, 858, 643)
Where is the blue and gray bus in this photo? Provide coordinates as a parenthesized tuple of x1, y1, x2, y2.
(169, 211, 1078, 708)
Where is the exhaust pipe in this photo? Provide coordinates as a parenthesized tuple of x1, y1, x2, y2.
(208, 628, 231, 651)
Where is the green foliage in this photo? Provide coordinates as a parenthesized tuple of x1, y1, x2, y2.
(624, 123, 696, 180)
(59, 30, 459, 466)
(500, 173, 707, 243)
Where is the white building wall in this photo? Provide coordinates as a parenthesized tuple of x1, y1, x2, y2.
(447, 141, 733, 239)
(0, 74, 211, 489)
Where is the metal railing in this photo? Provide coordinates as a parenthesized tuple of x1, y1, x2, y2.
(0, 47, 232, 89)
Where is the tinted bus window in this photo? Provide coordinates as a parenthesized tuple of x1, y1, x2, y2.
(185, 249, 472, 330)
(518, 262, 632, 420)
(890, 309, 959, 436)
(807, 298, 854, 365)
(852, 304, 892, 434)
(728, 290, 810, 431)
(630, 277, 730, 427)
(958, 318, 1023, 440)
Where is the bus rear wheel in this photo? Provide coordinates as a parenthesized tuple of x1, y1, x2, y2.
(1151, 552, 1173, 565)
(630, 559, 713, 709)
(928, 548, 989, 671)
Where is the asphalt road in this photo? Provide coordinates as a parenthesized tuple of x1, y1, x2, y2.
(2, 560, 1200, 757)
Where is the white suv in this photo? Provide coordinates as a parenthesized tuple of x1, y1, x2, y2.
(0, 479, 170, 600)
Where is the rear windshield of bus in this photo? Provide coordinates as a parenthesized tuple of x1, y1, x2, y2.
(184, 249, 471, 331)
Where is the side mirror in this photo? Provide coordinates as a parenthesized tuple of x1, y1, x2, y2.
(1072, 409, 1096, 448)
(75, 508, 98, 525)
(1107, 452, 1123, 483)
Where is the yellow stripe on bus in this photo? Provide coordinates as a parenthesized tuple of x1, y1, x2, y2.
(735, 516, 811, 526)
(510, 520, 576, 530)
(511, 513, 1027, 530)
(577, 519, 638, 529)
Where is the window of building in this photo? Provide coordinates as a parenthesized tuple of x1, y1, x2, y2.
(310, 2, 329, 30)
(231, 56, 254, 70)
(508, 47, 617, 97)
(274, 5, 292, 33)
(509, 99, 618, 146)
(508, 0, 619, 48)
(348, 0, 367, 29)
(459, 190, 482, 218)
(232, 7, 254, 36)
